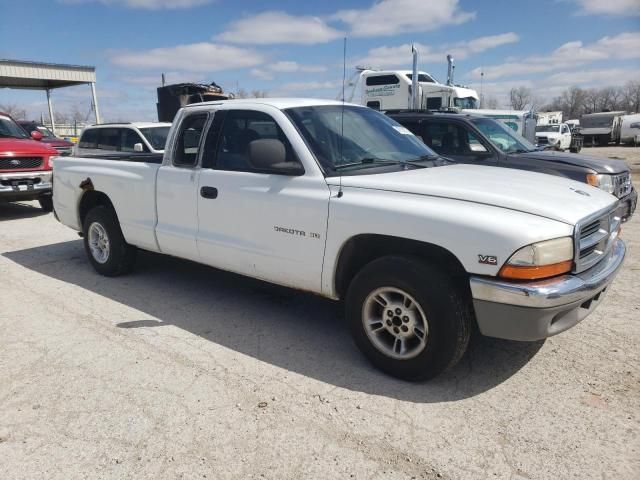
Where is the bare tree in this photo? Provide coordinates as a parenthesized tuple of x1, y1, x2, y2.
(0, 103, 27, 120)
(54, 111, 70, 124)
(509, 86, 532, 110)
(622, 81, 640, 113)
(235, 88, 249, 99)
(251, 89, 268, 98)
(484, 96, 500, 109)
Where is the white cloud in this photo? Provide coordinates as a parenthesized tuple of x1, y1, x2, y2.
(60, 0, 212, 9)
(357, 33, 519, 69)
(110, 42, 264, 72)
(270, 61, 327, 73)
(546, 67, 640, 86)
(216, 12, 343, 45)
(469, 32, 640, 80)
(250, 61, 327, 81)
(278, 80, 340, 92)
(573, 0, 640, 16)
(332, 0, 475, 37)
(250, 69, 274, 81)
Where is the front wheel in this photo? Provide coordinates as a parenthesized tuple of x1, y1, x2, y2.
(346, 255, 472, 381)
(38, 196, 53, 212)
(83, 206, 136, 276)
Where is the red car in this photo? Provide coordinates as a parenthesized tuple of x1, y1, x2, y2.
(1, 112, 57, 211)
(17, 121, 74, 156)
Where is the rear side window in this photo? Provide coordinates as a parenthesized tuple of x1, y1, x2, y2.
(365, 75, 400, 86)
(174, 114, 208, 166)
(78, 128, 98, 148)
(121, 129, 146, 152)
(97, 128, 121, 151)
(426, 97, 442, 110)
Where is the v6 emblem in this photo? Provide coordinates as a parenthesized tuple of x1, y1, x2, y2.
(478, 255, 498, 265)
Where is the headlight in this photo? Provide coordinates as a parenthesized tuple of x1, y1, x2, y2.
(499, 237, 573, 280)
(586, 173, 615, 194)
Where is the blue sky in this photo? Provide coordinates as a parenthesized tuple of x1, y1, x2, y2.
(1, 0, 639, 122)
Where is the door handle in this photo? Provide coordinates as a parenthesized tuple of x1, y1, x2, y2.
(200, 186, 218, 199)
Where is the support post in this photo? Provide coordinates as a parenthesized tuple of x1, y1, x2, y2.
(90, 82, 101, 124)
(46, 89, 56, 136)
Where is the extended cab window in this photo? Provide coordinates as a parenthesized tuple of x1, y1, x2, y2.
(121, 129, 147, 152)
(78, 128, 98, 149)
(97, 128, 121, 151)
(212, 110, 300, 173)
(423, 121, 487, 155)
(174, 114, 208, 166)
(365, 75, 400, 86)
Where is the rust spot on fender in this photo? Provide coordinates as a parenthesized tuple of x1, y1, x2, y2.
(79, 178, 94, 191)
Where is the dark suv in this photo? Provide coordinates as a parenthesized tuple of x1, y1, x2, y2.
(388, 110, 637, 221)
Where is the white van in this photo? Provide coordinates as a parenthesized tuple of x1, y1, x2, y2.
(74, 122, 171, 156)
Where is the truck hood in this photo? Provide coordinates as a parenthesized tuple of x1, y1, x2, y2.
(535, 132, 560, 139)
(509, 150, 628, 174)
(328, 164, 617, 225)
(0, 137, 57, 155)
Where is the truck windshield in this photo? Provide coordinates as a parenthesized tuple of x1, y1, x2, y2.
(285, 105, 438, 174)
(471, 117, 536, 154)
(536, 125, 560, 132)
(139, 126, 170, 150)
(0, 116, 29, 139)
(454, 97, 478, 109)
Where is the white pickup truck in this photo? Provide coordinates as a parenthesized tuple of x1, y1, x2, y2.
(535, 123, 573, 151)
(53, 99, 626, 381)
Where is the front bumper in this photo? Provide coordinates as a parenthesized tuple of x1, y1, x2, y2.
(0, 170, 52, 202)
(619, 187, 637, 222)
(469, 238, 626, 341)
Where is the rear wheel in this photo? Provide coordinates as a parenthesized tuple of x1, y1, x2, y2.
(346, 255, 472, 381)
(38, 196, 53, 212)
(83, 206, 136, 276)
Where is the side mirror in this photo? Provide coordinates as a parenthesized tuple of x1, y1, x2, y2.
(133, 143, 144, 152)
(469, 143, 488, 153)
(248, 138, 304, 175)
(31, 131, 43, 141)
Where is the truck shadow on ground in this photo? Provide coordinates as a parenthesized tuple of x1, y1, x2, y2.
(4, 240, 544, 403)
(0, 202, 49, 220)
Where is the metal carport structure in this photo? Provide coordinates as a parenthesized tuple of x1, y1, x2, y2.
(0, 59, 100, 134)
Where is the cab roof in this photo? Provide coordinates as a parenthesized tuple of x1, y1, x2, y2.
(184, 98, 360, 110)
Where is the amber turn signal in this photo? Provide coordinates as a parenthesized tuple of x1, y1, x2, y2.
(499, 260, 573, 280)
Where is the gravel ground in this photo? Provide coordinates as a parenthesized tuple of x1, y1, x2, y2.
(581, 145, 640, 172)
(0, 202, 638, 480)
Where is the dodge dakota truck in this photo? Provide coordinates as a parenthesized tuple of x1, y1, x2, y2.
(1, 112, 57, 211)
(53, 99, 626, 381)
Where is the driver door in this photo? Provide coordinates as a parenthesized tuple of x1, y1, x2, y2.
(196, 109, 330, 292)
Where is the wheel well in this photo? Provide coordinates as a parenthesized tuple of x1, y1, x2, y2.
(334, 234, 468, 298)
(79, 191, 115, 227)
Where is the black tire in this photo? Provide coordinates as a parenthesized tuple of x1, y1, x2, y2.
(38, 196, 53, 212)
(346, 255, 472, 381)
(82, 206, 136, 276)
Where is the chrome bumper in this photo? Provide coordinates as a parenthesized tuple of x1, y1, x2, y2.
(0, 170, 52, 196)
(469, 238, 625, 341)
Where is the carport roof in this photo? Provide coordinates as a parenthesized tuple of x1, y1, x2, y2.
(0, 59, 96, 90)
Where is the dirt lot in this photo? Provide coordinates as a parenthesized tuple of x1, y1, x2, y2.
(582, 144, 640, 173)
(1, 202, 638, 480)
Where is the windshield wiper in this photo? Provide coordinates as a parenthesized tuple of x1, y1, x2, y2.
(334, 157, 426, 171)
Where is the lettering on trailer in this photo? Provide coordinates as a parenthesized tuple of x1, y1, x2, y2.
(478, 255, 498, 265)
(365, 84, 401, 97)
(274, 226, 321, 239)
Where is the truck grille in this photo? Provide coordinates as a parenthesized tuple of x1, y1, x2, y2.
(536, 136, 549, 145)
(574, 205, 621, 273)
(613, 172, 632, 199)
(0, 157, 44, 170)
